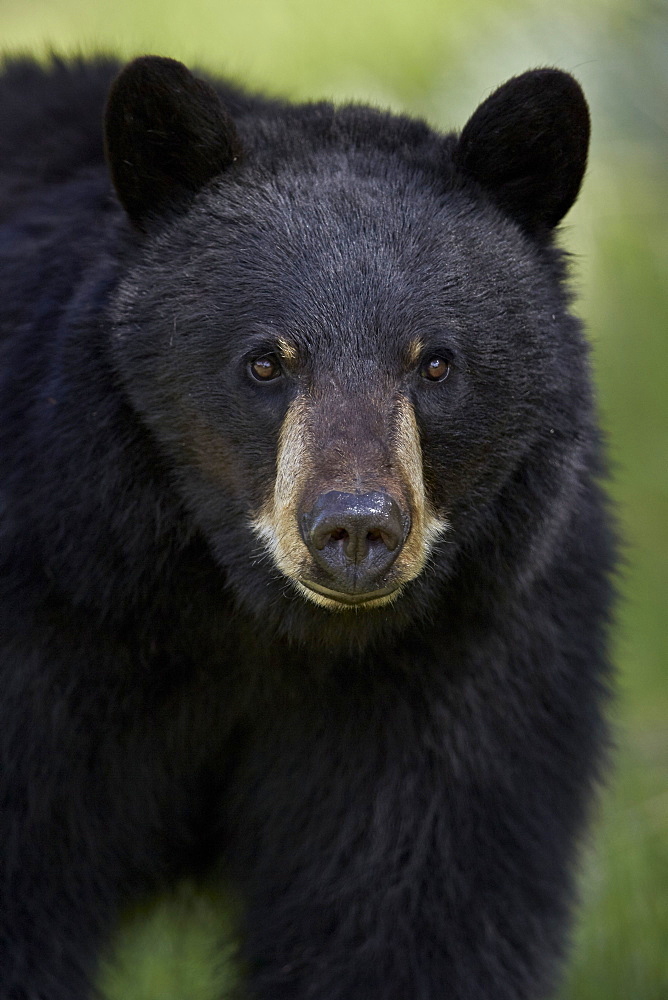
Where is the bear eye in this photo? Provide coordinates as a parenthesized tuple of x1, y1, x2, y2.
(420, 356, 451, 382)
(248, 354, 282, 382)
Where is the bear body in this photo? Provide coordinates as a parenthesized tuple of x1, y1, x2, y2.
(0, 57, 615, 999)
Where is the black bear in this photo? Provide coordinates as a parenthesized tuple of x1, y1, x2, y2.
(0, 55, 615, 1000)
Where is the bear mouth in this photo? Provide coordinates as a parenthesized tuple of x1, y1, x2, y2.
(299, 579, 400, 607)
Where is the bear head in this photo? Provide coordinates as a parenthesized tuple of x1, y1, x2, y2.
(105, 57, 591, 647)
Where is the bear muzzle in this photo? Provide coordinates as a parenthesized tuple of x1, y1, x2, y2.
(250, 391, 449, 610)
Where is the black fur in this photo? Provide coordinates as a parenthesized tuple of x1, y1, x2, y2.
(0, 57, 615, 999)
(454, 68, 590, 235)
(105, 57, 243, 228)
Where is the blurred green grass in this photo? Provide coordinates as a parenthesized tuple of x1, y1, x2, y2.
(2, 0, 666, 996)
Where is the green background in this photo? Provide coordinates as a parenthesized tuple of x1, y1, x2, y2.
(2, 0, 666, 996)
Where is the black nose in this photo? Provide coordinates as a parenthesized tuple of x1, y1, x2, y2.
(301, 490, 407, 594)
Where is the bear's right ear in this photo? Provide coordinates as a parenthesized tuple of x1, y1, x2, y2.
(453, 69, 590, 236)
(104, 56, 242, 230)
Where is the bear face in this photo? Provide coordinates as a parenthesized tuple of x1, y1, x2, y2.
(107, 59, 591, 646)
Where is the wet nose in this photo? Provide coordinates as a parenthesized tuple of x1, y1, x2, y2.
(301, 490, 407, 593)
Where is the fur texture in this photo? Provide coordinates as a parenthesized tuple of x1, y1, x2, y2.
(0, 56, 615, 1000)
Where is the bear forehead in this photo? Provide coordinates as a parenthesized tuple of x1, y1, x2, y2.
(201, 152, 450, 245)
(157, 157, 536, 304)
(147, 179, 534, 344)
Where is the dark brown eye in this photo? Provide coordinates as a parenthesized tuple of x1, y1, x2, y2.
(420, 357, 451, 382)
(249, 355, 282, 382)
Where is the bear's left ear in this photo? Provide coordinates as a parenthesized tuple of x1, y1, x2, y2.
(453, 69, 590, 236)
(104, 56, 242, 230)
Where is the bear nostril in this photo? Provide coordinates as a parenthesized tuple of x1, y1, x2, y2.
(367, 527, 400, 552)
(313, 526, 348, 551)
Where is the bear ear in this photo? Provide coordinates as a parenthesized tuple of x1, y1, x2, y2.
(453, 69, 590, 236)
(104, 56, 242, 230)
